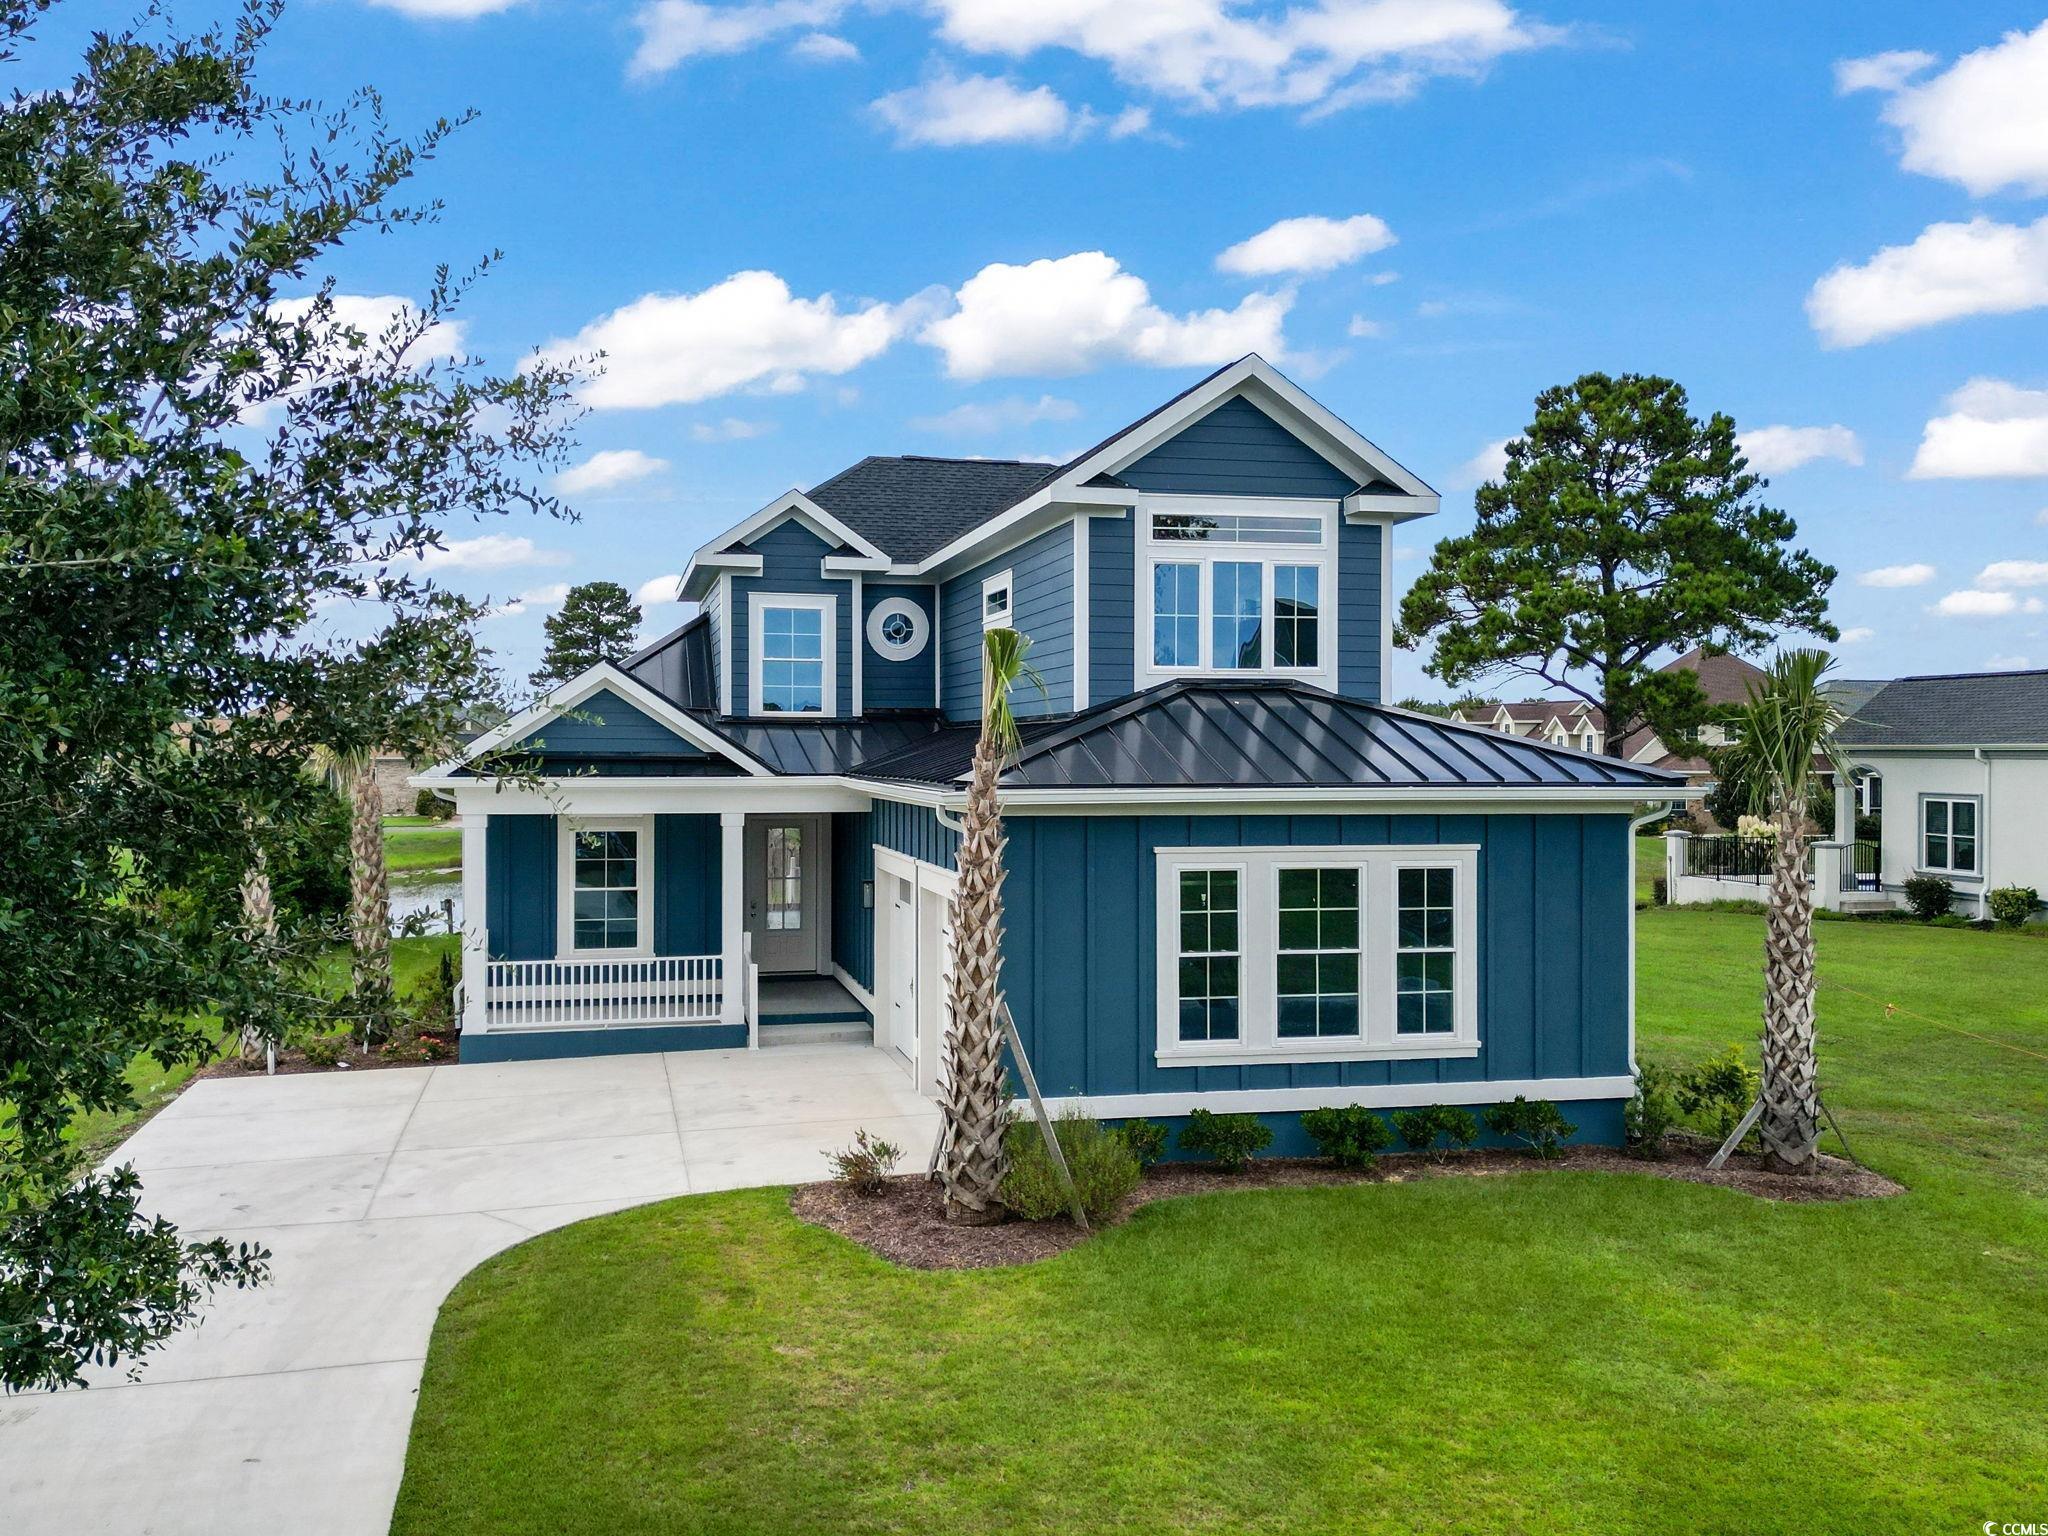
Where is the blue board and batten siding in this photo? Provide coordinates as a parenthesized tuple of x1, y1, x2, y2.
(1118, 396, 1358, 498)
(1337, 520, 1382, 705)
(996, 811, 1629, 1109)
(510, 688, 710, 758)
(939, 521, 1075, 722)
(483, 813, 721, 961)
(872, 797, 960, 869)
(728, 521, 855, 718)
(831, 811, 876, 991)
(1088, 514, 1135, 705)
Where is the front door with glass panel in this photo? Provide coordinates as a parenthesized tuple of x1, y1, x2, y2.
(746, 816, 825, 973)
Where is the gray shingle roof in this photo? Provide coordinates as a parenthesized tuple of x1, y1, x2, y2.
(854, 679, 1686, 792)
(805, 456, 1058, 562)
(1835, 669, 2048, 748)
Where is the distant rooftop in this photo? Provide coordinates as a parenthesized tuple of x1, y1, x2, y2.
(1836, 669, 2048, 748)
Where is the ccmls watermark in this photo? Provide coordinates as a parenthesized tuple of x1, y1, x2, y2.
(1984, 1522, 2048, 1535)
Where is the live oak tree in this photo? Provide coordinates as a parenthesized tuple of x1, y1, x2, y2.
(0, 1, 579, 1389)
(530, 580, 642, 691)
(1396, 373, 1836, 756)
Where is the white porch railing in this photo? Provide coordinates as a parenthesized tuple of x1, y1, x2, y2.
(481, 955, 722, 1030)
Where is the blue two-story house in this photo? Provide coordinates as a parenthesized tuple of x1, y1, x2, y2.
(415, 356, 1688, 1147)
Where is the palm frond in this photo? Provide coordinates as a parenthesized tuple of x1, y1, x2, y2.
(980, 627, 1044, 758)
(1718, 648, 1851, 816)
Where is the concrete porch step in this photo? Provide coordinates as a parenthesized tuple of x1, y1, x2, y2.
(760, 1020, 874, 1047)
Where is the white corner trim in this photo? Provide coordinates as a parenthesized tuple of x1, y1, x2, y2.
(1033, 1075, 1637, 1120)
(1072, 517, 1090, 710)
(1375, 516, 1394, 704)
(745, 590, 838, 719)
(716, 571, 733, 719)
(850, 572, 864, 717)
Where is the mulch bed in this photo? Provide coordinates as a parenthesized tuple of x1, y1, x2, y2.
(195, 1043, 450, 1079)
(791, 1136, 1904, 1272)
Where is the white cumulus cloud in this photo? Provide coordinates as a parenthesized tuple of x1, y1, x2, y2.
(691, 417, 776, 442)
(1837, 626, 1876, 644)
(872, 71, 1080, 146)
(1842, 20, 2048, 196)
(1986, 653, 2034, 670)
(1909, 378, 2048, 479)
(920, 251, 1290, 380)
(1978, 559, 2048, 589)
(1346, 314, 1384, 338)
(366, 0, 522, 15)
(536, 271, 931, 409)
(1857, 562, 1936, 588)
(487, 582, 572, 619)
(409, 534, 571, 572)
(629, 0, 846, 76)
(1739, 424, 1864, 474)
(1451, 436, 1511, 488)
(636, 574, 686, 608)
(555, 449, 671, 495)
(791, 31, 860, 62)
(1834, 49, 1935, 95)
(911, 394, 1081, 434)
(1807, 215, 2048, 348)
(1216, 213, 1396, 276)
(1931, 589, 2045, 618)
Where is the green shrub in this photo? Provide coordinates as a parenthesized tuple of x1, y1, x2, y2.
(1116, 1117, 1169, 1168)
(827, 1128, 902, 1196)
(299, 1032, 350, 1069)
(1650, 875, 1668, 906)
(999, 1109, 1141, 1222)
(1677, 1045, 1759, 1139)
(1302, 1105, 1394, 1169)
(1902, 874, 1954, 920)
(1854, 813, 1881, 842)
(1178, 1109, 1272, 1173)
(1624, 1062, 1682, 1157)
(379, 1026, 454, 1064)
(1482, 1096, 1577, 1159)
(269, 789, 351, 924)
(413, 789, 456, 819)
(1987, 886, 2039, 928)
(1390, 1104, 1479, 1162)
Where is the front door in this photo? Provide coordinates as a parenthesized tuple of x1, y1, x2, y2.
(746, 816, 824, 974)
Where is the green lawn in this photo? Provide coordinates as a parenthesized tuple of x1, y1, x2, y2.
(385, 822, 461, 874)
(63, 935, 458, 1168)
(1635, 832, 1662, 902)
(391, 912, 2048, 1536)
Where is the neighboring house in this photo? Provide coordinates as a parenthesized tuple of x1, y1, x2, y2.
(1832, 669, 2048, 920)
(414, 355, 1690, 1149)
(1450, 699, 1605, 755)
(1612, 647, 1768, 783)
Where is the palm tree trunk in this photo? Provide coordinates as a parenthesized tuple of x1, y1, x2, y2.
(1758, 801, 1820, 1172)
(936, 731, 1011, 1224)
(347, 763, 394, 1043)
(237, 853, 277, 1064)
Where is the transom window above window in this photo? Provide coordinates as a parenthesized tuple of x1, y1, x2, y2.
(1151, 511, 1322, 544)
(1141, 500, 1332, 681)
(1923, 796, 1978, 875)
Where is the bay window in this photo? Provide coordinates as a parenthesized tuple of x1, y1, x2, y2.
(1156, 845, 1478, 1066)
(1139, 498, 1334, 683)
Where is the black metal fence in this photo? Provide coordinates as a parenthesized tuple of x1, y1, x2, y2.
(1848, 839, 1881, 893)
(1683, 835, 1777, 882)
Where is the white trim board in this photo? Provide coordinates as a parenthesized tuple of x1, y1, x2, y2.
(1032, 1074, 1636, 1120)
(680, 489, 888, 600)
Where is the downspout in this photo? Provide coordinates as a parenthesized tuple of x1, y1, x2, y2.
(1976, 748, 1994, 917)
(1627, 803, 1676, 1079)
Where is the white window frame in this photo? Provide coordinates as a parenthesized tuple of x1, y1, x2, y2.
(1155, 844, 1479, 1067)
(981, 569, 1013, 630)
(1919, 794, 1981, 877)
(557, 815, 656, 958)
(1136, 495, 1338, 688)
(747, 591, 836, 717)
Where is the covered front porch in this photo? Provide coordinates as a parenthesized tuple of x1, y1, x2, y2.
(453, 800, 881, 1062)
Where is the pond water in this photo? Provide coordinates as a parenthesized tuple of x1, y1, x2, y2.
(391, 874, 462, 937)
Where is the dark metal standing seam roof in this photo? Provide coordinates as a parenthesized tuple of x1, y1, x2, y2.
(804, 456, 1059, 562)
(622, 613, 715, 711)
(1835, 669, 2048, 747)
(852, 680, 1689, 792)
(706, 716, 947, 776)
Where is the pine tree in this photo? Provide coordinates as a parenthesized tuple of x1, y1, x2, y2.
(531, 581, 642, 690)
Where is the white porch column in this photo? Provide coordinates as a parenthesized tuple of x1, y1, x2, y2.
(1833, 775, 1856, 843)
(720, 810, 746, 1027)
(1663, 829, 1689, 904)
(460, 811, 488, 1034)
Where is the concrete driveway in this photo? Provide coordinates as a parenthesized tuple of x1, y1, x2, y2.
(0, 1044, 938, 1536)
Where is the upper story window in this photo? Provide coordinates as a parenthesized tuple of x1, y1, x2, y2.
(1922, 795, 1978, 875)
(749, 592, 834, 715)
(982, 569, 1013, 630)
(1139, 499, 1335, 685)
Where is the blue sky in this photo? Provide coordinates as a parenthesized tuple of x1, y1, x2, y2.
(55, 1, 2048, 695)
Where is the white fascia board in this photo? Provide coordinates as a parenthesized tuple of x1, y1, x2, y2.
(1034, 1075, 1636, 1120)
(444, 777, 872, 817)
(821, 555, 896, 575)
(1343, 491, 1439, 522)
(855, 781, 1700, 813)
(679, 490, 889, 600)
(417, 663, 771, 779)
(914, 487, 1134, 580)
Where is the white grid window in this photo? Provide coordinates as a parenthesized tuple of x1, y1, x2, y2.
(1395, 867, 1457, 1036)
(1139, 497, 1334, 685)
(1922, 796, 1978, 874)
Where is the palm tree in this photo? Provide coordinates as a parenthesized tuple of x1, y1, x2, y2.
(936, 628, 1038, 1224)
(235, 849, 278, 1064)
(309, 745, 394, 1044)
(1715, 649, 1849, 1174)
